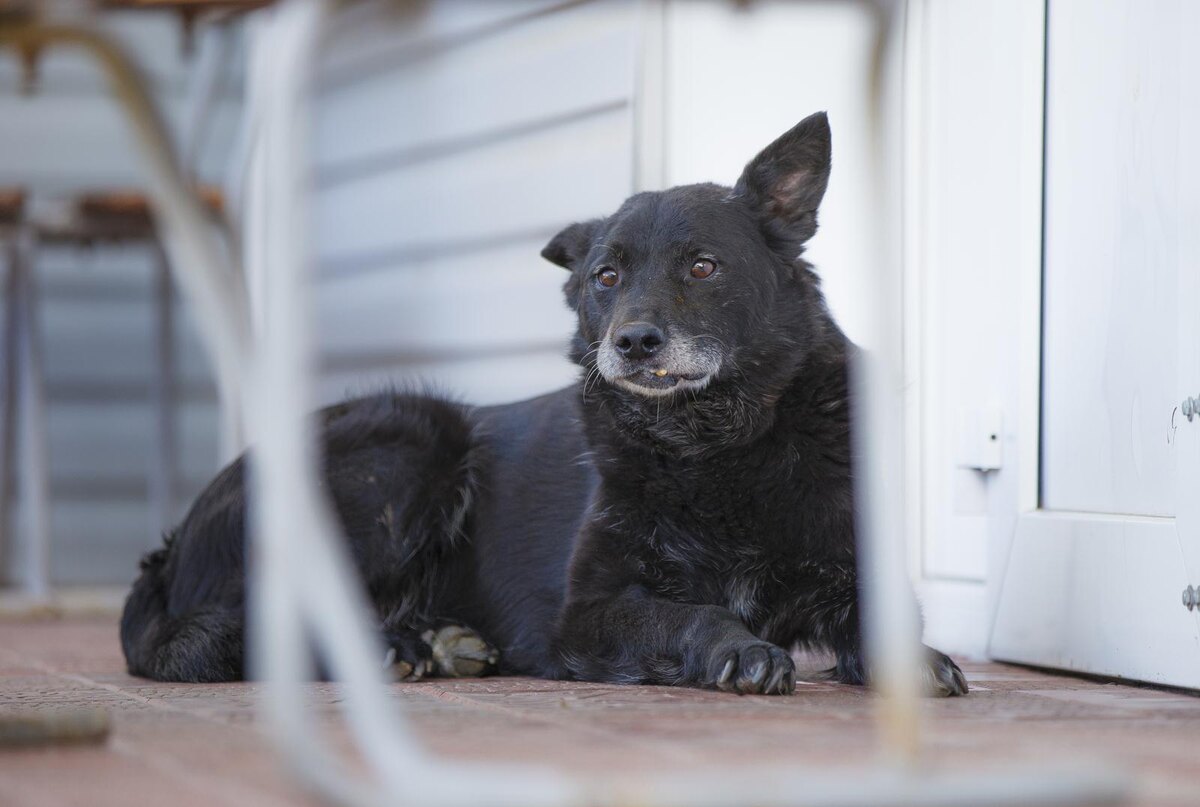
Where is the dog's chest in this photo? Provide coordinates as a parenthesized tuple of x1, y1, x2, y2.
(631, 424, 853, 617)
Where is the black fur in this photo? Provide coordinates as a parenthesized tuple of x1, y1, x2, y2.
(121, 112, 966, 697)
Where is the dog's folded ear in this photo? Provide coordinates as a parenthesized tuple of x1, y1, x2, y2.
(734, 111, 832, 255)
(542, 219, 601, 271)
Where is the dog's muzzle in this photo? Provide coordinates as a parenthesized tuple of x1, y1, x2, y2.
(596, 332, 721, 397)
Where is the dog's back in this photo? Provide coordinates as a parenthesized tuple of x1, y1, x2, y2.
(120, 392, 493, 682)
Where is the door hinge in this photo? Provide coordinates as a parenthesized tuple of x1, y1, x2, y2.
(1183, 396, 1200, 422)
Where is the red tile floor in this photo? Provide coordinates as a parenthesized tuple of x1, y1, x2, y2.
(1, 617, 1198, 806)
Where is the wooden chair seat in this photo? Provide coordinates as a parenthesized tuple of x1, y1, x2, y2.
(0, 188, 25, 228)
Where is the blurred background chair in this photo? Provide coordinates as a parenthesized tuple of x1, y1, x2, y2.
(0, 9, 239, 595)
(0, 185, 225, 599)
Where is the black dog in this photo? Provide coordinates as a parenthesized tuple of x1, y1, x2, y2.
(121, 112, 967, 697)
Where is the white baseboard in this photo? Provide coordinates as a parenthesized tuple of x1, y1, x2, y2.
(917, 577, 990, 660)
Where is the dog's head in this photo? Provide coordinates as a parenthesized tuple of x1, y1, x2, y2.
(543, 112, 834, 412)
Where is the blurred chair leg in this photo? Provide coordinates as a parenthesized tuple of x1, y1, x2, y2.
(148, 243, 176, 548)
(13, 227, 51, 600)
(0, 236, 20, 582)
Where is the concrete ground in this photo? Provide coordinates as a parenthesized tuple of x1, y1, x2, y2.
(1, 617, 1198, 807)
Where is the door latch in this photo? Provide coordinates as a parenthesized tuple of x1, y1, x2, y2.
(1185, 585, 1198, 611)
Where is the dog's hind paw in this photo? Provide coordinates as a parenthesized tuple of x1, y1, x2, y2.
(422, 624, 499, 678)
(923, 647, 968, 697)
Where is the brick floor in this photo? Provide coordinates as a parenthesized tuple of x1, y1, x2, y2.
(1, 618, 1198, 806)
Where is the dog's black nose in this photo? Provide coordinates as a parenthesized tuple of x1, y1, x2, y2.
(613, 322, 664, 360)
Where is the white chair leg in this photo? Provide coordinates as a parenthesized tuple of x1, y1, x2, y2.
(148, 243, 177, 549)
(13, 227, 50, 600)
(0, 235, 20, 583)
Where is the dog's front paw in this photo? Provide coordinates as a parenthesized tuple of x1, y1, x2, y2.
(923, 647, 968, 697)
(706, 641, 795, 695)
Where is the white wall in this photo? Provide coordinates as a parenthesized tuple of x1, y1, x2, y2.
(310, 0, 639, 407)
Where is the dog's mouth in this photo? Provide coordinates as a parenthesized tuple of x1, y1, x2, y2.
(615, 367, 713, 396)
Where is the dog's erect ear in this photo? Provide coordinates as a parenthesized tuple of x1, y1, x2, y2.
(733, 111, 832, 253)
(541, 220, 601, 271)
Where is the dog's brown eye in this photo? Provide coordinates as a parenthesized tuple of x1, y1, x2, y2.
(596, 267, 619, 288)
(691, 259, 717, 279)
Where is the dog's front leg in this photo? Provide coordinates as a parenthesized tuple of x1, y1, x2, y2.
(556, 566, 795, 695)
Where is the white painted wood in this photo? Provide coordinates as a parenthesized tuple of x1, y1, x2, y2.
(1040, 0, 1182, 518)
(315, 0, 635, 175)
(899, 1, 1047, 631)
(39, 296, 217, 389)
(632, 0, 666, 192)
(314, 238, 575, 356)
(47, 401, 218, 485)
(318, 0, 571, 83)
(315, 107, 633, 268)
(1175, 0, 1200, 632)
(12, 499, 160, 584)
(990, 511, 1200, 689)
(0, 95, 241, 194)
(911, 0, 1030, 584)
(916, 578, 990, 661)
(888, 0, 1049, 655)
(308, 0, 638, 415)
(316, 348, 577, 409)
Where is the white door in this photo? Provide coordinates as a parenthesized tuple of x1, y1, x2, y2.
(989, 0, 1200, 688)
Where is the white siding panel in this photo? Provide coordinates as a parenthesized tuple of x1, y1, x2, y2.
(32, 500, 157, 585)
(311, 1, 637, 409)
(319, 0, 573, 82)
(47, 401, 219, 485)
(315, 238, 575, 357)
(0, 95, 240, 194)
(315, 106, 632, 269)
(315, 0, 634, 174)
(40, 297, 217, 391)
(318, 348, 578, 409)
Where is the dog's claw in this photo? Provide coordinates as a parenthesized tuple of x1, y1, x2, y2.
(923, 648, 969, 697)
(738, 655, 769, 694)
(712, 643, 795, 695)
(765, 660, 793, 695)
(389, 659, 418, 681)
